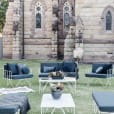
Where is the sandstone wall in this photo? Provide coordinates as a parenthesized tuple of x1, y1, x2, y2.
(3, 2, 14, 58)
(76, 0, 114, 62)
(24, 0, 54, 59)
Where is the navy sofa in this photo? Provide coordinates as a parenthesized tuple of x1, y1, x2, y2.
(92, 91, 114, 113)
(0, 93, 30, 114)
(39, 61, 79, 79)
(4, 63, 33, 86)
(85, 63, 113, 78)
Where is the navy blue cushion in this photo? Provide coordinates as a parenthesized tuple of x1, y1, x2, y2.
(92, 63, 112, 74)
(39, 73, 49, 78)
(22, 66, 30, 74)
(0, 93, 30, 114)
(7, 63, 18, 75)
(102, 64, 112, 74)
(96, 67, 103, 74)
(85, 73, 108, 78)
(92, 91, 114, 112)
(62, 61, 76, 72)
(0, 105, 19, 114)
(43, 66, 55, 73)
(17, 63, 25, 74)
(9, 74, 33, 79)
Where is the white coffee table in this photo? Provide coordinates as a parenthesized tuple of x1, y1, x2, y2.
(40, 93, 75, 114)
(39, 77, 76, 95)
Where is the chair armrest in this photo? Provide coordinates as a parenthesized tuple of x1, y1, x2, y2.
(30, 68, 33, 74)
(4, 70, 13, 79)
(107, 69, 112, 78)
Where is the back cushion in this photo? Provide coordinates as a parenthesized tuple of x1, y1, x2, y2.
(92, 63, 112, 74)
(7, 63, 18, 75)
(102, 64, 112, 74)
(62, 61, 76, 72)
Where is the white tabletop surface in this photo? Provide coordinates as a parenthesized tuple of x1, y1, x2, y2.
(41, 93, 75, 108)
(39, 77, 76, 82)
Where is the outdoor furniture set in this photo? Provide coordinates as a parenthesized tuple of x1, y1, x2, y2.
(4, 63, 33, 87)
(39, 60, 78, 114)
(1, 61, 114, 114)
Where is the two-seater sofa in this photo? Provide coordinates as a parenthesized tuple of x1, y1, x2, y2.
(4, 63, 33, 86)
(85, 63, 113, 85)
(38, 61, 79, 79)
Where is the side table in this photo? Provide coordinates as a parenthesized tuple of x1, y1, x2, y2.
(40, 93, 75, 114)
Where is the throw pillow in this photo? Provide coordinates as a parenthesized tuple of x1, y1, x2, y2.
(96, 66, 103, 74)
(7, 63, 18, 75)
(17, 63, 26, 74)
(43, 66, 55, 73)
(22, 66, 30, 74)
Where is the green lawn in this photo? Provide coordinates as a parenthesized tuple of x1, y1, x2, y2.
(0, 59, 114, 114)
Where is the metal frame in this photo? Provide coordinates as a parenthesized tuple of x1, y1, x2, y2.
(41, 94, 75, 114)
(4, 69, 32, 87)
(86, 68, 113, 87)
(92, 99, 114, 114)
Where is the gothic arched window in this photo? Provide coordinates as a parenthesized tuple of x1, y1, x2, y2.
(63, 2, 71, 30)
(102, 6, 114, 32)
(36, 13, 41, 28)
(106, 11, 112, 30)
(35, 2, 42, 29)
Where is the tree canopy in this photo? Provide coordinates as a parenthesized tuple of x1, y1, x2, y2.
(0, 0, 9, 33)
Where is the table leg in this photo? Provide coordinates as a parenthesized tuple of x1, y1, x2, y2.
(41, 107, 43, 114)
(39, 81, 41, 93)
(74, 81, 76, 96)
(73, 107, 75, 114)
(51, 108, 56, 114)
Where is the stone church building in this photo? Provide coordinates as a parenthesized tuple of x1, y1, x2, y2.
(3, 0, 114, 62)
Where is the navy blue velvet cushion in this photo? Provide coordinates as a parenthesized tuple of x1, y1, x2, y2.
(96, 67, 103, 74)
(22, 66, 30, 74)
(62, 61, 76, 72)
(43, 66, 55, 73)
(7, 63, 18, 75)
(92, 91, 114, 112)
(17, 63, 25, 74)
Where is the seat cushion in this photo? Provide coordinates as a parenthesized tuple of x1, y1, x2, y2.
(85, 73, 108, 78)
(92, 91, 114, 112)
(7, 63, 18, 75)
(39, 73, 49, 78)
(8, 74, 33, 79)
(64, 72, 78, 79)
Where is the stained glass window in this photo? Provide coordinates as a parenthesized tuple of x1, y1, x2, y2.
(35, 2, 42, 29)
(64, 13, 70, 26)
(36, 13, 41, 28)
(106, 11, 112, 30)
(63, 2, 71, 29)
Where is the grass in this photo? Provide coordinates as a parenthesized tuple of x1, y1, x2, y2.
(0, 59, 114, 114)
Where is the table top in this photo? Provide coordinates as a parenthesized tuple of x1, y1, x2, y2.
(41, 93, 75, 108)
(39, 77, 76, 83)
